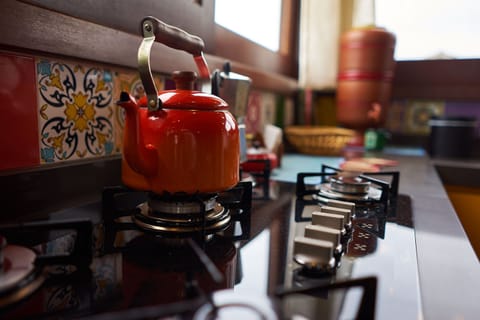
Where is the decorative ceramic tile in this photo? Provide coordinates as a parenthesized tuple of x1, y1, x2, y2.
(245, 90, 262, 134)
(404, 100, 445, 135)
(0, 52, 39, 171)
(112, 68, 164, 153)
(261, 92, 277, 127)
(274, 96, 285, 128)
(385, 99, 407, 133)
(245, 90, 286, 134)
(36, 58, 117, 163)
(283, 97, 295, 127)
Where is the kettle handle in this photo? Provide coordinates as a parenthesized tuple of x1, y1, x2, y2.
(138, 16, 210, 111)
(144, 16, 210, 78)
(141, 16, 205, 57)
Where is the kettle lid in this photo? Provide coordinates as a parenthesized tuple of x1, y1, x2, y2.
(141, 71, 229, 111)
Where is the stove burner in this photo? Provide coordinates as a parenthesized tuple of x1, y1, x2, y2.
(316, 183, 382, 202)
(296, 164, 398, 207)
(148, 195, 218, 214)
(330, 175, 370, 194)
(132, 194, 231, 236)
(315, 174, 384, 202)
(0, 244, 45, 308)
(102, 182, 253, 252)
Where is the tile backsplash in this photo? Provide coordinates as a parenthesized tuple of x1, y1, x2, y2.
(292, 90, 480, 142)
(36, 58, 117, 163)
(386, 99, 445, 135)
(3, 49, 479, 174)
(0, 53, 39, 171)
(0, 51, 292, 173)
(386, 99, 480, 136)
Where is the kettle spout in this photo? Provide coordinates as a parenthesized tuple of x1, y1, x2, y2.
(117, 92, 158, 176)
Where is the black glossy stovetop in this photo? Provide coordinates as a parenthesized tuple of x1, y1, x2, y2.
(0, 180, 421, 319)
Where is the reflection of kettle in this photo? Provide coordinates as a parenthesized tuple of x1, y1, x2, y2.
(117, 16, 240, 194)
(212, 63, 252, 163)
(121, 236, 237, 307)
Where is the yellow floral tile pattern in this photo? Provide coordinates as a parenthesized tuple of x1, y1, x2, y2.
(34, 57, 286, 165)
(37, 58, 117, 163)
(112, 68, 164, 153)
(245, 91, 282, 135)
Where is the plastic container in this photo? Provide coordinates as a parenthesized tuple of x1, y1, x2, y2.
(364, 128, 387, 151)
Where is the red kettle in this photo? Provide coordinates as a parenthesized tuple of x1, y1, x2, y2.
(118, 17, 240, 195)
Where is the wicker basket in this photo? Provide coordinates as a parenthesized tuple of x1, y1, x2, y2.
(285, 126, 355, 156)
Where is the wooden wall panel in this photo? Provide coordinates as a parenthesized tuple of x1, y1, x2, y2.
(0, 0, 298, 94)
(392, 59, 480, 101)
(22, 0, 216, 52)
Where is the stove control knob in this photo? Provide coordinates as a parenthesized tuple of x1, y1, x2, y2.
(326, 199, 356, 217)
(305, 224, 341, 250)
(293, 236, 335, 270)
(312, 211, 345, 233)
(320, 206, 352, 222)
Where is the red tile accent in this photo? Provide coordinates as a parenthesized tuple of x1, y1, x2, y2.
(0, 52, 39, 171)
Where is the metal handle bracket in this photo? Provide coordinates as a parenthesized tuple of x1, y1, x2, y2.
(138, 19, 161, 111)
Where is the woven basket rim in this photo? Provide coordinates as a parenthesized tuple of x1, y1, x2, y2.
(285, 126, 355, 136)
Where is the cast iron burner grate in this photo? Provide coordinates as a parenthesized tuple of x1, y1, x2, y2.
(296, 165, 399, 219)
(241, 158, 272, 200)
(102, 181, 252, 252)
(295, 165, 399, 244)
(298, 165, 398, 204)
(133, 193, 232, 235)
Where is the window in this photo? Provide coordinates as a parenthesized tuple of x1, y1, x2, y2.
(213, 0, 299, 78)
(214, 0, 282, 52)
(376, 0, 480, 60)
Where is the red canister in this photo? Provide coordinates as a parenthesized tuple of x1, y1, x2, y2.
(336, 27, 396, 132)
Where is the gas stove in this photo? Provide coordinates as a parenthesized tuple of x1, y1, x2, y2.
(0, 165, 421, 319)
(282, 165, 420, 319)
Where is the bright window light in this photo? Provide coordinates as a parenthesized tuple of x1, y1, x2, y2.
(214, 0, 282, 52)
(375, 0, 480, 60)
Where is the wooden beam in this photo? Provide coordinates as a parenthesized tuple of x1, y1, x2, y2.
(392, 59, 480, 100)
(0, 0, 297, 95)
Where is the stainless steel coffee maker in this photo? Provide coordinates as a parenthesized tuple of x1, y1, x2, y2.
(212, 62, 252, 163)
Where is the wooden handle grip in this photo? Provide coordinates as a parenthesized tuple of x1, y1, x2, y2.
(141, 16, 204, 56)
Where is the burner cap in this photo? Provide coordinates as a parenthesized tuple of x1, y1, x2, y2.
(316, 184, 382, 202)
(316, 174, 383, 202)
(329, 175, 370, 195)
(148, 194, 218, 215)
(133, 196, 231, 236)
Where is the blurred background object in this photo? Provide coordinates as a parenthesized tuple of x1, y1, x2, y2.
(428, 116, 477, 158)
(336, 26, 396, 145)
